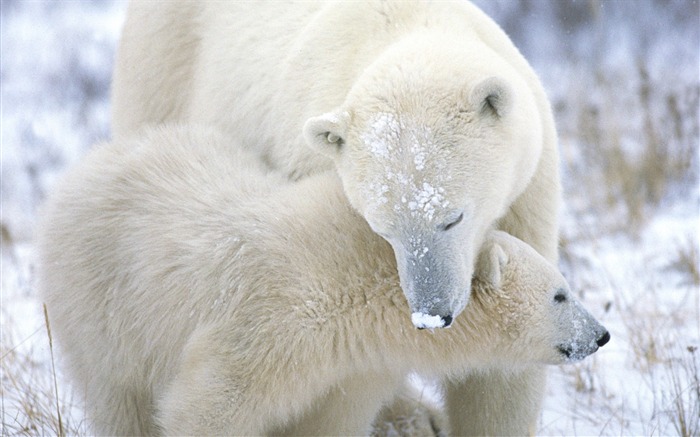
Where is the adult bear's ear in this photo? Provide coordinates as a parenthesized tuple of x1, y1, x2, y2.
(303, 111, 348, 158)
(470, 77, 512, 118)
(476, 241, 509, 288)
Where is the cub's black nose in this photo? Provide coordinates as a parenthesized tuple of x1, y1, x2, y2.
(597, 331, 611, 347)
(442, 315, 453, 327)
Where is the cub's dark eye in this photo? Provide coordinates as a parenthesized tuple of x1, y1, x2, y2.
(554, 291, 567, 303)
(443, 213, 464, 231)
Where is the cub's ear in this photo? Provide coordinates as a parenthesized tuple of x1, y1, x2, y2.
(469, 77, 512, 118)
(303, 111, 348, 158)
(476, 241, 509, 288)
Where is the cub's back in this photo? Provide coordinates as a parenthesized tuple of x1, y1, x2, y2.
(37, 126, 280, 380)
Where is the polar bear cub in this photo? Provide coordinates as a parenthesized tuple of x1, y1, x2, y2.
(37, 125, 609, 436)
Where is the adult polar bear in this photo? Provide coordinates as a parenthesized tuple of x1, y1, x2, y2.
(112, 1, 561, 434)
(38, 126, 607, 436)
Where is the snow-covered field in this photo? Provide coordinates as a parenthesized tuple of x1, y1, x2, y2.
(2, 1, 698, 435)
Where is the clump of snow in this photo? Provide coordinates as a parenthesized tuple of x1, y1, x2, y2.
(367, 180, 390, 206)
(411, 246, 430, 261)
(411, 312, 445, 329)
(362, 112, 400, 159)
(407, 182, 448, 221)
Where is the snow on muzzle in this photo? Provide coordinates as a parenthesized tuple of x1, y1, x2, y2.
(557, 299, 611, 362)
(390, 239, 472, 329)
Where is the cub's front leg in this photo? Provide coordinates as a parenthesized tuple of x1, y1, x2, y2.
(273, 372, 403, 436)
(156, 325, 264, 435)
(156, 322, 351, 435)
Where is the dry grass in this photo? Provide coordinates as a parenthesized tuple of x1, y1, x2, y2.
(667, 346, 699, 437)
(667, 237, 700, 288)
(1, 308, 86, 436)
(560, 61, 699, 238)
(43, 304, 65, 437)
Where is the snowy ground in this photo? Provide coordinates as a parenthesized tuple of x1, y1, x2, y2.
(2, 1, 698, 435)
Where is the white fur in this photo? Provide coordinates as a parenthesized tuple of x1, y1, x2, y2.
(38, 126, 606, 436)
(111, 1, 563, 433)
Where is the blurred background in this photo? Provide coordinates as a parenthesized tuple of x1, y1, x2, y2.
(2, 1, 698, 435)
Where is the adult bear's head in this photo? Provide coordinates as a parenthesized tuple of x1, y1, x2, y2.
(303, 36, 543, 328)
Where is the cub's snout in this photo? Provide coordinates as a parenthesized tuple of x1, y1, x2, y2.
(557, 321, 610, 362)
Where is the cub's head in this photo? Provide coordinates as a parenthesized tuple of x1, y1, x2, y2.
(303, 38, 543, 328)
(470, 231, 610, 364)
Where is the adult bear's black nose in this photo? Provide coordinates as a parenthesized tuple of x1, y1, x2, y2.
(441, 315, 453, 327)
(597, 331, 611, 347)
